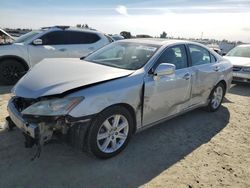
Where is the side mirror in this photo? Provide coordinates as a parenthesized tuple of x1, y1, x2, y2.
(154, 63, 175, 76)
(33, 39, 43, 45)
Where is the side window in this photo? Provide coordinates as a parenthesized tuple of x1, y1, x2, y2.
(40, 31, 68, 45)
(67, 31, 100, 44)
(157, 45, 188, 69)
(188, 44, 211, 66)
(210, 53, 217, 63)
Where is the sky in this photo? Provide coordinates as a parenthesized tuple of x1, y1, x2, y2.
(0, 0, 250, 42)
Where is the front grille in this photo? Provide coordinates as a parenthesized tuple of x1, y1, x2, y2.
(233, 66, 242, 72)
(12, 97, 37, 112)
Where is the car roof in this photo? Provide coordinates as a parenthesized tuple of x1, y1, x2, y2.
(117, 38, 199, 47)
(41, 26, 102, 34)
(62, 27, 100, 33)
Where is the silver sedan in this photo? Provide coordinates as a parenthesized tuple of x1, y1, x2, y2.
(7, 39, 233, 158)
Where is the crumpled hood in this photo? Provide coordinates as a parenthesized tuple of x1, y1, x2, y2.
(224, 56, 250, 67)
(13, 58, 134, 98)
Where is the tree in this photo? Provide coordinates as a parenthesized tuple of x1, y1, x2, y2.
(160, 31, 167, 38)
(120, 31, 132, 39)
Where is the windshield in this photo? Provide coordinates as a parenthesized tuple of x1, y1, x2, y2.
(85, 42, 159, 70)
(14, 30, 41, 43)
(226, 46, 250, 58)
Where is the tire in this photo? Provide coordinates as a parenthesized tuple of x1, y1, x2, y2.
(206, 82, 225, 112)
(0, 59, 26, 85)
(86, 106, 134, 159)
(68, 123, 90, 151)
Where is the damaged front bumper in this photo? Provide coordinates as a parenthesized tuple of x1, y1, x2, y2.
(7, 97, 93, 154)
(7, 98, 39, 138)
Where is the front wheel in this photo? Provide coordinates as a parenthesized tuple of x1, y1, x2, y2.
(87, 106, 134, 159)
(206, 83, 225, 112)
(0, 59, 26, 85)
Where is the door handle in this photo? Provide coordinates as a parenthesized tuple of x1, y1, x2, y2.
(214, 66, 220, 71)
(183, 73, 191, 80)
(59, 48, 67, 52)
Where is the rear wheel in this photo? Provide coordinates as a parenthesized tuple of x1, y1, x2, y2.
(206, 83, 225, 112)
(0, 59, 26, 85)
(87, 106, 133, 159)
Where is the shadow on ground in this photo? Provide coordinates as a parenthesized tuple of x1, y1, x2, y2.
(0, 85, 12, 95)
(0, 105, 230, 188)
(229, 83, 250, 97)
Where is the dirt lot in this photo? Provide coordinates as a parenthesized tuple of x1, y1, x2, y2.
(0, 84, 249, 188)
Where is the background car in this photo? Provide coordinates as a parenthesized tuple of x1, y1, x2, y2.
(109, 34, 124, 41)
(7, 39, 232, 159)
(224, 44, 250, 83)
(212, 47, 222, 55)
(0, 26, 112, 85)
(0, 28, 15, 44)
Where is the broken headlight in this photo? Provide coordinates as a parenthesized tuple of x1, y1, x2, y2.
(21, 97, 84, 116)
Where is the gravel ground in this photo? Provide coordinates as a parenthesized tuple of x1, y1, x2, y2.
(0, 84, 249, 188)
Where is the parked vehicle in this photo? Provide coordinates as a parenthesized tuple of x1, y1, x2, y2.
(224, 44, 250, 83)
(0, 28, 15, 44)
(0, 26, 112, 85)
(7, 39, 232, 159)
(109, 34, 124, 41)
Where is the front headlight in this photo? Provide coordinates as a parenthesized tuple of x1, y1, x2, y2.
(22, 97, 84, 116)
(242, 67, 250, 72)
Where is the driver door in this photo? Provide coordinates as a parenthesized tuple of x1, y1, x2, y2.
(143, 44, 193, 126)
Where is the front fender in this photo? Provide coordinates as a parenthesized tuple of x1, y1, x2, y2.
(0, 44, 30, 67)
(68, 74, 144, 129)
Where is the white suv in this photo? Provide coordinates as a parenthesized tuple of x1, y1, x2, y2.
(0, 26, 112, 85)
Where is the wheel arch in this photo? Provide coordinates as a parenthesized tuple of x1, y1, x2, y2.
(216, 79, 227, 92)
(0, 55, 29, 71)
(209, 79, 227, 101)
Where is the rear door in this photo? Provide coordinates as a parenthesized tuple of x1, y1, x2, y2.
(187, 44, 220, 105)
(28, 31, 70, 66)
(65, 31, 109, 58)
(143, 44, 193, 126)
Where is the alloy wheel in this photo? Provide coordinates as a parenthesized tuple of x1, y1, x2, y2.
(211, 86, 223, 109)
(97, 114, 129, 153)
